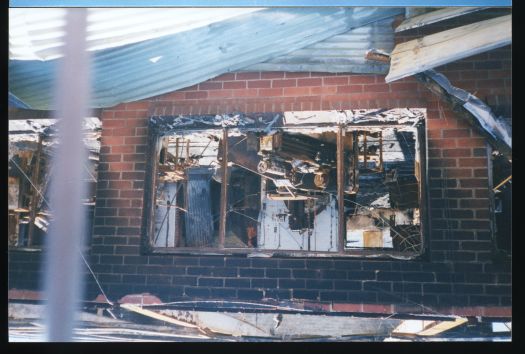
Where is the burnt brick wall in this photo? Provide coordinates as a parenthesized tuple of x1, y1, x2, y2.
(9, 15, 511, 315)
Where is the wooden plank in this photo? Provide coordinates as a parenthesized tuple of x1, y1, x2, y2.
(386, 15, 511, 83)
(363, 230, 383, 248)
(418, 317, 468, 336)
(395, 7, 487, 32)
(119, 303, 200, 329)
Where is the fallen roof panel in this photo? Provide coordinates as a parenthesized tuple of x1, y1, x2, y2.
(385, 14, 511, 83)
(395, 7, 487, 32)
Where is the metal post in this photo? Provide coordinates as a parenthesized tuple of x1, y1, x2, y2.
(44, 9, 90, 342)
(218, 128, 228, 248)
(336, 125, 345, 253)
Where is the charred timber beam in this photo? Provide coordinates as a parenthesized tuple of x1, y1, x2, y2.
(27, 133, 43, 246)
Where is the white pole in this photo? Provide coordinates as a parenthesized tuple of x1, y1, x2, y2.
(44, 8, 90, 342)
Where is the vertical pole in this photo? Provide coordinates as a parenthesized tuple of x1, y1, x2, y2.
(218, 128, 228, 248)
(336, 125, 345, 253)
(27, 133, 43, 246)
(44, 9, 90, 342)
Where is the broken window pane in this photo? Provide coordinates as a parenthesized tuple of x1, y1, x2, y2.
(8, 118, 100, 249)
(224, 127, 339, 252)
(343, 126, 422, 252)
(153, 131, 222, 248)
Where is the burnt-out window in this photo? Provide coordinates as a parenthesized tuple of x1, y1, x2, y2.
(491, 151, 511, 259)
(146, 109, 427, 257)
(8, 118, 101, 249)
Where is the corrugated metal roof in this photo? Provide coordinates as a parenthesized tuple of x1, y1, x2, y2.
(385, 14, 511, 82)
(8, 92, 31, 109)
(9, 7, 403, 110)
(9, 8, 263, 61)
(243, 18, 395, 74)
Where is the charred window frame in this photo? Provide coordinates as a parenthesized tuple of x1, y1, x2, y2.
(144, 110, 428, 258)
(8, 119, 101, 250)
(489, 147, 512, 261)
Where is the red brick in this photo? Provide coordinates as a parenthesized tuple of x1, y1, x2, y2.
(442, 148, 472, 158)
(283, 87, 310, 96)
(247, 80, 271, 88)
(109, 127, 136, 137)
(458, 158, 487, 168)
(236, 72, 260, 80)
(337, 85, 363, 93)
(101, 110, 115, 119)
(112, 145, 135, 154)
(310, 86, 337, 95)
(125, 102, 149, 111)
(258, 88, 283, 97)
(103, 154, 122, 162)
(443, 129, 471, 138)
(232, 89, 257, 98)
(460, 199, 489, 208)
(159, 91, 186, 100)
(427, 138, 457, 149)
(209, 90, 233, 98)
(362, 304, 393, 314)
(118, 208, 143, 217)
(123, 154, 145, 162)
(198, 81, 222, 90)
(223, 81, 246, 89)
(460, 179, 488, 188)
(272, 79, 297, 88)
(473, 169, 488, 178)
(366, 84, 390, 92)
(323, 77, 348, 85)
(332, 303, 363, 312)
(297, 78, 322, 87)
(456, 137, 486, 148)
(482, 306, 512, 317)
(109, 162, 134, 171)
(103, 119, 126, 128)
(102, 136, 124, 146)
(120, 190, 144, 198)
(446, 169, 473, 178)
(106, 199, 131, 208)
(184, 91, 208, 99)
(285, 72, 311, 78)
(109, 181, 133, 189)
(391, 82, 419, 91)
(125, 136, 147, 145)
(452, 306, 484, 316)
(261, 72, 285, 79)
(349, 75, 376, 84)
(212, 73, 235, 81)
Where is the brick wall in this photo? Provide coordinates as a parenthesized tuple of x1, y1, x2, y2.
(8, 25, 511, 317)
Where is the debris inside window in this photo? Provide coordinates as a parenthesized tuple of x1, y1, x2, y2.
(148, 109, 426, 256)
(8, 118, 101, 248)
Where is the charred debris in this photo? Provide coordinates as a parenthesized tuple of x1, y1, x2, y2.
(8, 118, 101, 248)
(148, 109, 425, 255)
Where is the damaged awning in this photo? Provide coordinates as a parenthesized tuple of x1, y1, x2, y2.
(415, 70, 511, 158)
(385, 14, 511, 83)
